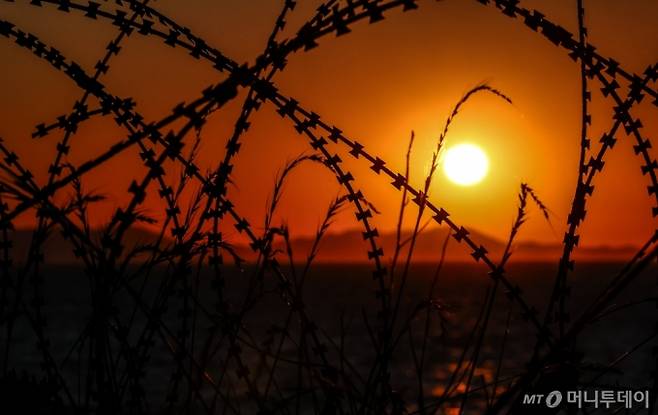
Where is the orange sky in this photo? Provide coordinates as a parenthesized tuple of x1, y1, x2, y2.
(1, 0, 657, 247)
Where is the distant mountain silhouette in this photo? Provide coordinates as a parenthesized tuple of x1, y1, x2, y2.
(7, 227, 638, 264)
(257, 227, 639, 263)
(9, 227, 161, 264)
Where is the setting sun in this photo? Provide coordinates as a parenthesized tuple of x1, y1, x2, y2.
(442, 143, 489, 186)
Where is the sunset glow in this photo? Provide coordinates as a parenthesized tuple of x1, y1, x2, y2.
(442, 143, 489, 186)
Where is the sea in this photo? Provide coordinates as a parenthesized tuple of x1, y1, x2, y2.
(2, 261, 656, 414)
